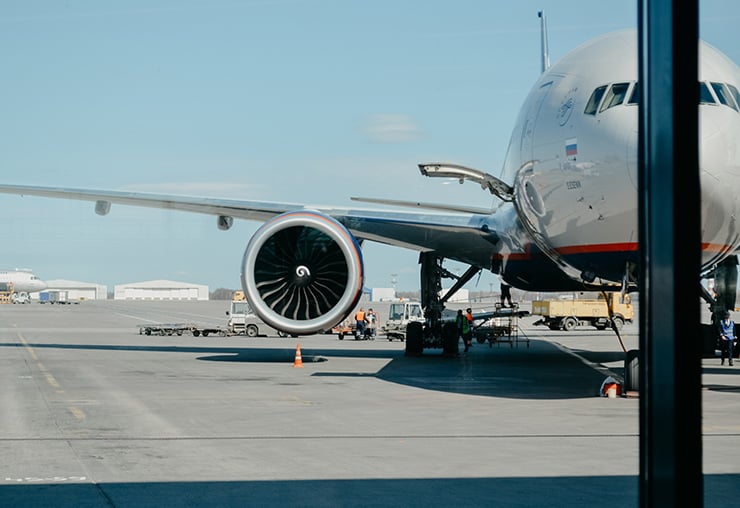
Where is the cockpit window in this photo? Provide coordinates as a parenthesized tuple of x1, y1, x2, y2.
(700, 82, 716, 104)
(627, 82, 639, 105)
(711, 82, 739, 111)
(599, 82, 630, 112)
(584, 85, 607, 115)
(729, 84, 740, 109)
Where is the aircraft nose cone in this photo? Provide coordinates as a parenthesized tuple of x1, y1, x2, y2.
(699, 108, 740, 266)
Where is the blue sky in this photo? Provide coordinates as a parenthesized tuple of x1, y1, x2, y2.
(0, 1, 738, 293)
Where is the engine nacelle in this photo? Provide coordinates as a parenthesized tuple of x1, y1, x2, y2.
(241, 211, 364, 335)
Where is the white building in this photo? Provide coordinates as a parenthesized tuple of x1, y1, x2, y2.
(114, 280, 209, 301)
(440, 288, 469, 303)
(370, 287, 397, 301)
(44, 279, 107, 300)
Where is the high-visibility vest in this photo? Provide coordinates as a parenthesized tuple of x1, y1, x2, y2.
(355, 310, 365, 321)
(457, 314, 469, 333)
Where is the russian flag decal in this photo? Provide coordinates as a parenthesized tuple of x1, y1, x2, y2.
(565, 138, 577, 156)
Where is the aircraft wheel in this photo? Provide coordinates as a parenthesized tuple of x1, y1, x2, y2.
(624, 349, 639, 393)
(442, 322, 458, 356)
(405, 321, 423, 356)
(246, 324, 258, 337)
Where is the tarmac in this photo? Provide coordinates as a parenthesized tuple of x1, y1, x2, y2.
(0, 300, 738, 507)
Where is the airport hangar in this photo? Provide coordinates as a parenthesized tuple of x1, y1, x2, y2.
(40, 279, 210, 301)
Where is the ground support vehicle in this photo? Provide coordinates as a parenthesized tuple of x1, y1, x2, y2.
(225, 299, 271, 337)
(12, 292, 30, 304)
(139, 323, 200, 336)
(332, 321, 354, 340)
(531, 293, 634, 331)
(380, 301, 424, 342)
(333, 320, 376, 340)
(138, 323, 234, 337)
(0, 282, 13, 304)
(39, 290, 76, 304)
(138, 298, 276, 338)
(472, 303, 530, 348)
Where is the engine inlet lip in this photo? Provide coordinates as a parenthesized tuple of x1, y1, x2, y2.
(241, 211, 364, 335)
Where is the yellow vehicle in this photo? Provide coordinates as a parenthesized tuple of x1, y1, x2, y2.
(532, 293, 634, 331)
(0, 282, 13, 304)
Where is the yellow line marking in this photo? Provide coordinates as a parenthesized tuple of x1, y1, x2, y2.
(18, 335, 65, 392)
(44, 372, 60, 389)
(19, 334, 38, 360)
(69, 407, 86, 421)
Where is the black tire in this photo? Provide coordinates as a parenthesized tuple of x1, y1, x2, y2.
(338, 332, 344, 340)
(562, 317, 578, 332)
(405, 321, 424, 356)
(442, 322, 458, 357)
(701, 324, 717, 358)
(611, 316, 625, 330)
(202, 331, 209, 337)
(624, 349, 639, 393)
(192, 330, 200, 337)
(246, 324, 258, 338)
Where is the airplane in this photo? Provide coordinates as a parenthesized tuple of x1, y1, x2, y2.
(0, 268, 47, 297)
(0, 24, 739, 373)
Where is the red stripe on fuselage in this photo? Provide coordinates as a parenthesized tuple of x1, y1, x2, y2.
(498, 242, 731, 259)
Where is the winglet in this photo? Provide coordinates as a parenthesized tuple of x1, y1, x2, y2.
(538, 10, 550, 73)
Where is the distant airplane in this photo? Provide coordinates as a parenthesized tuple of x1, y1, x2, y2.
(0, 269, 47, 295)
(0, 26, 738, 364)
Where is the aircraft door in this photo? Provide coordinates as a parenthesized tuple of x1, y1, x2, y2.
(520, 81, 553, 163)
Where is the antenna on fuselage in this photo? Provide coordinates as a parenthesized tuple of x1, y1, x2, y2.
(538, 10, 550, 73)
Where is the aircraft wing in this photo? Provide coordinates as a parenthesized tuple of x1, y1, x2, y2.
(0, 183, 515, 335)
(0, 184, 503, 269)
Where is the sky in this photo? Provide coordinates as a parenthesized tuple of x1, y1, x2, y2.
(0, 1, 738, 294)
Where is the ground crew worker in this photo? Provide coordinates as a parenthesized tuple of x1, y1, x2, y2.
(456, 309, 471, 352)
(366, 308, 377, 338)
(719, 310, 735, 366)
(355, 307, 366, 339)
(464, 308, 474, 351)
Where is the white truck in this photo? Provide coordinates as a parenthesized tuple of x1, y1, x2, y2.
(381, 300, 425, 341)
(225, 299, 272, 337)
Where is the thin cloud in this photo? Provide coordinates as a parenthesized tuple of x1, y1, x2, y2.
(361, 114, 422, 143)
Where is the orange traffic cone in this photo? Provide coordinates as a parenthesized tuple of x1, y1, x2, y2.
(293, 343, 303, 368)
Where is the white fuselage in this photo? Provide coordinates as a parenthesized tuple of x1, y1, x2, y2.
(0, 270, 47, 293)
(496, 29, 740, 286)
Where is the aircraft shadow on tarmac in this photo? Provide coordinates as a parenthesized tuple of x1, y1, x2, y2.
(1, 339, 615, 400)
(1, 474, 739, 508)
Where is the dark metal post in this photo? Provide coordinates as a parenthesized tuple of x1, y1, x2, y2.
(638, 0, 702, 507)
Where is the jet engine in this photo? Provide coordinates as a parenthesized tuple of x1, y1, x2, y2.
(241, 211, 364, 335)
